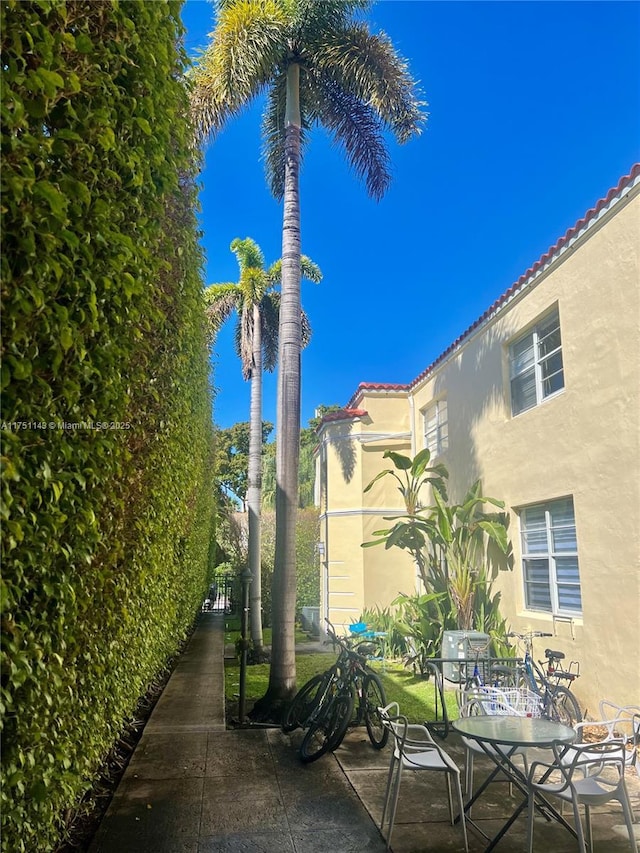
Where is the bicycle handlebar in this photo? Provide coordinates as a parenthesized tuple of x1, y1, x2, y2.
(323, 619, 371, 663)
(507, 631, 553, 640)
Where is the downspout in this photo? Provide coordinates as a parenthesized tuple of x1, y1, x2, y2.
(322, 434, 330, 630)
(408, 393, 422, 593)
(409, 393, 416, 457)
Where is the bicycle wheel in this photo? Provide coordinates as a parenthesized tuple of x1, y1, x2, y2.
(548, 685, 582, 727)
(282, 673, 328, 733)
(363, 673, 389, 749)
(299, 690, 354, 763)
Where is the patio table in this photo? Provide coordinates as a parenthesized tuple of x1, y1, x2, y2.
(452, 715, 577, 852)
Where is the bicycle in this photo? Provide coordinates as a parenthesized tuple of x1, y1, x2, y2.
(492, 630, 582, 726)
(282, 620, 388, 763)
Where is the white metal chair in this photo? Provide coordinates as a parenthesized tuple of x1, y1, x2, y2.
(527, 739, 637, 853)
(596, 701, 640, 779)
(458, 686, 536, 799)
(556, 701, 640, 811)
(378, 702, 468, 852)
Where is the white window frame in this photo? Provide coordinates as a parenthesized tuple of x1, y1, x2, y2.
(520, 498, 582, 617)
(422, 398, 448, 456)
(509, 308, 564, 416)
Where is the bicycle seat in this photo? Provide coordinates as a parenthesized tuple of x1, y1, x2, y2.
(544, 648, 565, 660)
(355, 642, 377, 657)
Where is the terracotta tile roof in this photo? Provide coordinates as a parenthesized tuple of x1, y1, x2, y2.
(353, 382, 409, 394)
(347, 164, 640, 409)
(319, 407, 368, 425)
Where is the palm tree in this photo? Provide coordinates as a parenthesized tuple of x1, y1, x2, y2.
(206, 237, 320, 656)
(192, 0, 425, 713)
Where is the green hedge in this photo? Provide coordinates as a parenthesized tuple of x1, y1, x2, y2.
(0, 1, 214, 850)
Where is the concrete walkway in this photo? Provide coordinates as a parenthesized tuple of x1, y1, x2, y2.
(89, 614, 386, 853)
(90, 613, 640, 853)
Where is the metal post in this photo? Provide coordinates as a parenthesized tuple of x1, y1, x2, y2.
(238, 566, 252, 723)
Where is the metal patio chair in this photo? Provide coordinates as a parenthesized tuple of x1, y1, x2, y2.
(378, 702, 468, 852)
(527, 739, 637, 853)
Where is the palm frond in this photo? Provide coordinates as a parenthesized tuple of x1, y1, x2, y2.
(300, 307, 312, 347)
(260, 293, 280, 372)
(230, 236, 265, 272)
(300, 255, 322, 284)
(236, 304, 255, 379)
(314, 23, 427, 143)
(290, 0, 373, 43)
(311, 71, 391, 201)
(242, 266, 268, 304)
(267, 254, 321, 285)
(203, 284, 241, 331)
(190, 0, 287, 141)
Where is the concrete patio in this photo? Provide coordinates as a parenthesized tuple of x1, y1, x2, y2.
(89, 613, 640, 852)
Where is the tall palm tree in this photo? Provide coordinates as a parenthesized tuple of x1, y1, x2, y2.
(206, 237, 320, 656)
(192, 0, 425, 713)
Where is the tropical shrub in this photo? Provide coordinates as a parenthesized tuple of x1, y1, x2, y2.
(259, 507, 319, 631)
(363, 450, 512, 657)
(358, 605, 408, 659)
(1, 2, 214, 850)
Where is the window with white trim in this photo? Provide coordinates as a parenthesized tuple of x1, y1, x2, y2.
(422, 399, 448, 456)
(520, 497, 581, 615)
(510, 309, 564, 416)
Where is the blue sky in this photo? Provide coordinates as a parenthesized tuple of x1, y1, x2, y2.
(182, 0, 640, 431)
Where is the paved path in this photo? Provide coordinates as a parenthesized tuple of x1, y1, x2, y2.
(90, 612, 640, 853)
(89, 614, 386, 853)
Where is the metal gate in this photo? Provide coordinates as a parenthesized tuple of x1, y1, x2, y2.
(204, 572, 236, 614)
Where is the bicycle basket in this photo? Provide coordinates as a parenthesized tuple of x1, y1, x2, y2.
(475, 686, 543, 718)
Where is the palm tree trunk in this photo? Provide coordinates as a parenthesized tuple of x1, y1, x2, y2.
(247, 301, 264, 654)
(254, 63, 301, 716)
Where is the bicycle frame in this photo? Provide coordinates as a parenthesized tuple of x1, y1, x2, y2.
(507, 631, 581, 723)
(305, 626, 379, 726)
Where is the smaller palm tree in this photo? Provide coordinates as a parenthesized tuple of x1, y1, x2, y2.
(206, 237, 321, 654)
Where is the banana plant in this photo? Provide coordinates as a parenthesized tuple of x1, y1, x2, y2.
(362, 448, 448, 587)
(428, 481, 509, 630)
(363, 450, 510, 633)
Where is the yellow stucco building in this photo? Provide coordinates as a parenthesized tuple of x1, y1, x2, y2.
(315, 165, 640, 714)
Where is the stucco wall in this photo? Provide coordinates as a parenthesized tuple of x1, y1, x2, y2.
(410, 187, 640, 711)
(317, 398, 416, 631)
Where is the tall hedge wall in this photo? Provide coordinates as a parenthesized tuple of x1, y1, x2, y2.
(0, 2, 214, 850)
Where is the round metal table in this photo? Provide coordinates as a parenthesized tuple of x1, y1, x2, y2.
(452, 715, 577, 852)
(453, 714, 576, 748)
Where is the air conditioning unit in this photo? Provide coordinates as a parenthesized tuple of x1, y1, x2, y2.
(441, 630, 491, 683)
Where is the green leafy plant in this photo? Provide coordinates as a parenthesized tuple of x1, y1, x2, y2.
(429, 481, 509, 630)
(363, 450, 512, 655)
(358, 605, 408, 658)
(363, 448, 448, 587)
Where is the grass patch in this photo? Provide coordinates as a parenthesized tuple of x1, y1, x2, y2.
(223, 618, 310, 648)
(224, 651, 459, 724)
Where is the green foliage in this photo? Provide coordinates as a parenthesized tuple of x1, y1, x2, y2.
(295, 507, 320, 609)
(260, 507, 319, 621)
(363, 450, 512, 655)
(262, 414, 324, 510)
(215, 421, 273, 507)
(358, 605, 409, 659)
(0, 2, 214, 850)
(362, 448, 449, 582)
